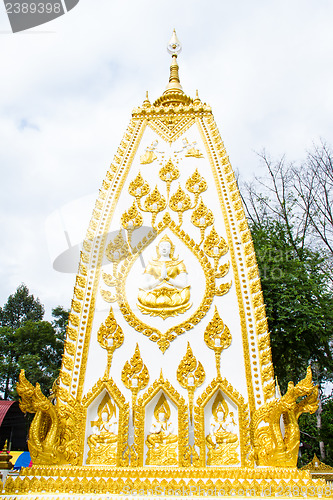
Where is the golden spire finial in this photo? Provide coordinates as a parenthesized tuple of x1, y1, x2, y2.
(164, 29, 183, 94)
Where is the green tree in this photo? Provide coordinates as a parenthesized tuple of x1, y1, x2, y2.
(250, 219, 333, 391)
(0, 284, 44, 329)
(0, 285, 68, 399)
(242, 145, 333, 463)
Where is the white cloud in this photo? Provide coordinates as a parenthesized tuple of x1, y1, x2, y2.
(0, 0, 333, 315)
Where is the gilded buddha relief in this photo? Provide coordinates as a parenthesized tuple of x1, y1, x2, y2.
(87, 393, 118, 465)
(145, 393, 178, 466)
(206, 392, 239, 466)
(137, 235, 191, 319)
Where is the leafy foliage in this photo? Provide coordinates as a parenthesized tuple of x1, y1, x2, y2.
(243, 143, 333, 465)
(251, 220, 333, 391)
(0, 284, 68, 399)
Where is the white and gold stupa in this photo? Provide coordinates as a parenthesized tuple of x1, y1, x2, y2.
(7, 32, 325, 498)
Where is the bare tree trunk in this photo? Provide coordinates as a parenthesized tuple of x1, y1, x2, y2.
(317, 396, 326, 461)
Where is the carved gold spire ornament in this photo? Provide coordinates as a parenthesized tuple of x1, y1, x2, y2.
(121, 344, 149, 423)
(204, 307, 232, 377)
(177, 342, 205, 423)
(165, 29, 183, 94)
(97, 308, 124, 378)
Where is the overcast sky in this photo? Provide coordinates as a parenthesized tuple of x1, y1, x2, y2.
(0, 0, 332, 318)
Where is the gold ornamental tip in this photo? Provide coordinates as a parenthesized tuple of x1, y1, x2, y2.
(165, 29, 183, 94)
(167, 29, 182, 56)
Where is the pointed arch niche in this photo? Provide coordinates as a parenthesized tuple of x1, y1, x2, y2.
(194, 377, 251, 468)
(133, 373, 188, 467)
(81, 378, 129, 466)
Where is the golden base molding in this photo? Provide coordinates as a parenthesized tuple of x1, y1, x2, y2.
(4, 466, 329, 497)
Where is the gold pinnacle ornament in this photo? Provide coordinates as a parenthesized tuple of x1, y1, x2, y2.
(97, 308, 124, 378)
(177, 342, 205, 423)
(121, 344, 149, 423)
(204, 306, 232, 377)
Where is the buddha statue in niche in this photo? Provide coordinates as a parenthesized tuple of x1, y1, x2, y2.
(137, 235, 191, 319)
(146, 393, 178, 466)
(206, 392, 239, 466)
(87, 394, 118, 465)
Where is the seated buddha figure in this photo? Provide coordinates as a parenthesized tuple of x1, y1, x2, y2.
(137, 235, 191, 319)
(146, 394, 178, 466)
(87, 397, 118, 465)
(206, 394, 239, 466)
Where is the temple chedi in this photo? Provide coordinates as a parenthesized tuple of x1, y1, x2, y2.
(6, 32, 328, 498)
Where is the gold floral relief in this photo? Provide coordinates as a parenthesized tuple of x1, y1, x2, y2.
(177, 342, 205, 423)
(121, 343, 149, 422)
(97, 308, 124, 379)
(204, 306, 232, 378)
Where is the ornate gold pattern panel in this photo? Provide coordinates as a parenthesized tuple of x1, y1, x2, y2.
(250, 367, 318, 468)
(133, 372, 188, 467)
(101, 161, 232, 350)
(194, 377, 251, 468)
(82, 378, 129, 467)
(206, 393, 239, 466)
(146, 394, 178, 466)
(6, 465, 327, 497)
(87, 393, 118, 465)
(114, 216, 218, 352)
(132, 90, 212, 144)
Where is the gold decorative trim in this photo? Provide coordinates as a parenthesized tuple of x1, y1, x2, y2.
(204, 306, 232, 378)
(97, 307, 124, 379)
(132, 96, 212, 144)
